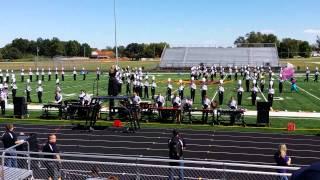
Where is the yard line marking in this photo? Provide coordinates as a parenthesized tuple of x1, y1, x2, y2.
(296, 85, 320, 101)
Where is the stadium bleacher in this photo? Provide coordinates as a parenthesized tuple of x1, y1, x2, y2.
(160, 46, 279, 68)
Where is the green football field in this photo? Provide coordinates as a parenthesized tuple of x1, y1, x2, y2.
(4, 71, 320, 112)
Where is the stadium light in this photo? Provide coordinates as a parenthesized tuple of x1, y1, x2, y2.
(114, 0, 119, 66)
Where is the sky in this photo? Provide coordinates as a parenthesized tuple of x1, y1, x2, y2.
(0, 0, 320, 49)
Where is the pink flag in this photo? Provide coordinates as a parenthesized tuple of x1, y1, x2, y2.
(281, 63, 295, 80)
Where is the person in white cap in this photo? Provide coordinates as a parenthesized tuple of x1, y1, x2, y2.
(202, 95, 211, 124)
(279, 74, 284, 93)
(29, 68, 33, 82)
(143, 76, 149, 99)
(268, 66, 273, 80)
(201, 78, 207, 102)
(48, 67, 52, 81)
(96, 67, 101, 81)
(0, 85, 6, 115)
(82, 67, 86, 80)
(26, 79, 32, 103)
(61, 67, 65, 81)
(227, 67, 232, 80)
(36, 67, 39, 81)
(234, 66, 238, 80)
(41, 68, 45, 81)
(11, 79, 18, 99)
(245, 70, 251, 92)
(55, 67, 59, 80)
(304, 67, 310, 82)
(260, 75, 265, 92)
(126, 75, 131, 96)
(5, 69, 10, 83)
(10, 70, 15, 83)
(268, 81, 275, 107)
(0, 69, 3, 83)
(167, 78, 172, 101)
(36, 80, 43, 103)
(149, 76, 156, 100)
(190, 77, 196, 102)
(73, 66, 77, 81)
(178, 79, 184, 100)
(237, 80, 244, 106)
(20, 68, 25, 82)
(218, 80, 225, 105)
(314, 67, 319, 82)
(251, 81, 258, 106)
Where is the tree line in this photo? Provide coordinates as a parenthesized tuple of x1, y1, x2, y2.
(0, 38, 169, 60)
(234, 31, 317, 58)
(0, 38, 92, 59)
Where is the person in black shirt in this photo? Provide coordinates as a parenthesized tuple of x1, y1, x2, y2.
(1, 124, 24, 167)
(168, 129, 185, 180)
(42, 134, 61, 180)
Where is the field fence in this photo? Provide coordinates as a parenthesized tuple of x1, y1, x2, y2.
(1, 150, 300, 180)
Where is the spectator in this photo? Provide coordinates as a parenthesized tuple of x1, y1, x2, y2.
(1, 124, 24, 167)
(274, 144, 291, 180)
(86, 166, 106, 180)
(42, 134, 62, 180)
(168, 129, 186, 180)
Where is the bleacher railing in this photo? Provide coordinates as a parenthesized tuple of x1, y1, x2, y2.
(1, 151, 300, 180)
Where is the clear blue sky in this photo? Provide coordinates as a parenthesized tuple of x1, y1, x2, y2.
(1, 0, 319, 49)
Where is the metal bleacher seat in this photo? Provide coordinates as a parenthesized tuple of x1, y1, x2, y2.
(160, 46, 279, 68)
(2, 166, 33, 180)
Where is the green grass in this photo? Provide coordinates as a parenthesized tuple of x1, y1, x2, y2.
(280, 57, 320, 71)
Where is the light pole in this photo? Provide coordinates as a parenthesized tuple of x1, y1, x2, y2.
(114, 0, 119, 66)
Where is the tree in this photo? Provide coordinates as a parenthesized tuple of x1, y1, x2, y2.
(11, 38, 30, 54)
(81, 43, 91, 57)
(0, 49, 3, 59)
(65, 40, 81, 56)
(234, 36, 247, 46)
(125, 43, 144, 60)
(50, 37, 64, 57)
(298, 41, 312, 58)
(2, 46, 23, 59)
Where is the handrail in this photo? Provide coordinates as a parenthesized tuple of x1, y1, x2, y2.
(1, 140, 30, 180)
(10, 151, 300, 171)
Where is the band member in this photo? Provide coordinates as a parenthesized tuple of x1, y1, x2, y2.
(11, 80, 17, 99)
(291, 78, 298, 92)
(96, 67, 101, 80)
(178, 79, 184, 100)
(172, 93, 182, 124)
(73, 67, 77, 81)
(201, 78, 207, 103)
(268, 67, 273, 80)
(167, 78, 172, 101)
(202, 95, 211, 124)
(0, 69, 3, 83)
(268, 81, 275, 107)
(251, 81, 258, 106)
(41, 68, 45, 81)
(234, 66, 238, 80)
(279, 74, 284, 93)
(82, 67, 86, 80)
(36, 67, 39, 81)
(151, 76, 157, 100)
(61, 67, 65, 81)
(314, 67, 319, 82)
(210, 66, 215, 81)
(220, 66, 225, 79)
(126, 76, 131, 95)
(10, 70, 15, 83)
(26, 79, 32, 103)
(144, 76, 149, 99)
(48, 67, 52, 81)
(36, 80, 43, 103)
(240, 65, 244, 77)
(79, 90, 91, 105)
(245, 70, 250, 92)
(218, 80, 224, 105)
(132, 92, 141, 105)
(190, 77, 196, 102)
(237, 80, 244, 106)
(117, 73, 123, 94)
(228, 96, 238, 125)
(260, 76, 265, 92)
(155, 93, 165, 108)
(5, 70, 10, 83)
(54, 91, 63, 104)
(55, 67, 58, 80)
(0, 85, 6, 115)
(227, 67, 232, 80)
(304, 67, 310, 82)
(21, 68, 25, 82)
(29, 68, 33, 82)
(138, 78, 142, 97)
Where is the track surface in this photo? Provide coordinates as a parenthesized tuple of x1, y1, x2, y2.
(0, 123, 319, 167)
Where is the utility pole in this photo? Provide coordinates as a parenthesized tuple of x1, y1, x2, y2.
(114, 0, 119, 65)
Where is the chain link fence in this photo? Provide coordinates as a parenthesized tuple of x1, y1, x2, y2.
(1, 150, 300, 180)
